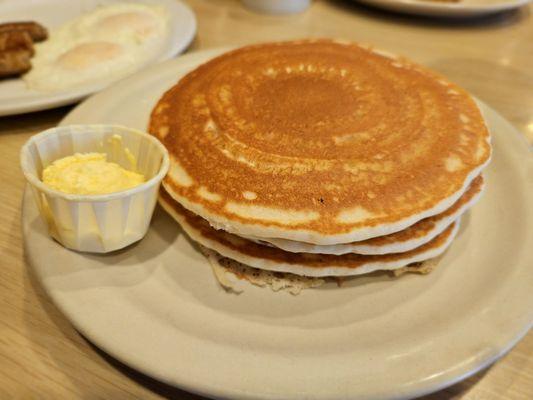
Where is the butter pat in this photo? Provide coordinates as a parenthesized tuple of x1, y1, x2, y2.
(42, 152, 144, 195)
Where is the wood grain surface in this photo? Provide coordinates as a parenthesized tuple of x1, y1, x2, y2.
(0, 1, 531, 399)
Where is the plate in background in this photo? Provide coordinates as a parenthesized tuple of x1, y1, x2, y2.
(353, 0, 531, 17)
(0, 0, 196, 117)
(23, 49, 533, 399)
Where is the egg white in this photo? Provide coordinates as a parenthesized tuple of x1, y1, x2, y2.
(24, 3, 168, 91)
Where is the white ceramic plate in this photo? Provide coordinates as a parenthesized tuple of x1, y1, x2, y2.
(23, 49, 533, 400)
(0, 0, 196, 117)
(353, 0, 531, 17)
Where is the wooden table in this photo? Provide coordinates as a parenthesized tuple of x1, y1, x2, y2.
(1, 0, 531, 398)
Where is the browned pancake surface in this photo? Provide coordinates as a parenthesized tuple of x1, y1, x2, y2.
(357, 174, 482, 246)
(150, 40, 490, 238)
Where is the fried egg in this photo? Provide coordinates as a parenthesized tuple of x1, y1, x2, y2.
(24, 3, 168, 91)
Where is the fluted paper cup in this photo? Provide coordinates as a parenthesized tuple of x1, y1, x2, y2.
(20, 125, 169, 253)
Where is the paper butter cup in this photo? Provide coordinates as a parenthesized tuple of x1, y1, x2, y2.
(20, 125, 169, 253)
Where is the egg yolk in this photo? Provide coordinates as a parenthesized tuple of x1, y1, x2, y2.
(57, 42, 123, 70)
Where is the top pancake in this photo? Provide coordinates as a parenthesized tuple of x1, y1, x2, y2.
(150, 39, 491, 245)
(247, 174, 484, 255)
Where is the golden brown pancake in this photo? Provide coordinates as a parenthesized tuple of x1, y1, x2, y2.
(159, 188, 460, 277)
(150, 39, 491, 244)
(249, 175, 484, 254)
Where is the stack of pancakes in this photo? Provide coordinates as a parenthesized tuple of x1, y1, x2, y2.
(150, 40, 491, 283)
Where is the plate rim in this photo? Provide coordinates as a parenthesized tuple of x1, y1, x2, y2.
(352, 0, 532, 17)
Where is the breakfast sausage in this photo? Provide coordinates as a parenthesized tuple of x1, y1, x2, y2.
(0, 31, 34, 55)
(0, 49, 32, 78)
(0, 21, 48, 42)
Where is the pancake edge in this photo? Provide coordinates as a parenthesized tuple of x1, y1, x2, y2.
(158, 194, 461, 278)
(243, 175, 484, 255)
(162, 152, 488, 245)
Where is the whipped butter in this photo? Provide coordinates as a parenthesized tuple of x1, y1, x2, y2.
(42, 152, 144, 195)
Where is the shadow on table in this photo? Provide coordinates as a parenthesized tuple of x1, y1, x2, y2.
(88, 342, 207, 400)
(415, 368, 490, 399)
(0, 105, 74, 134)
(329, 0, 530, 28)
